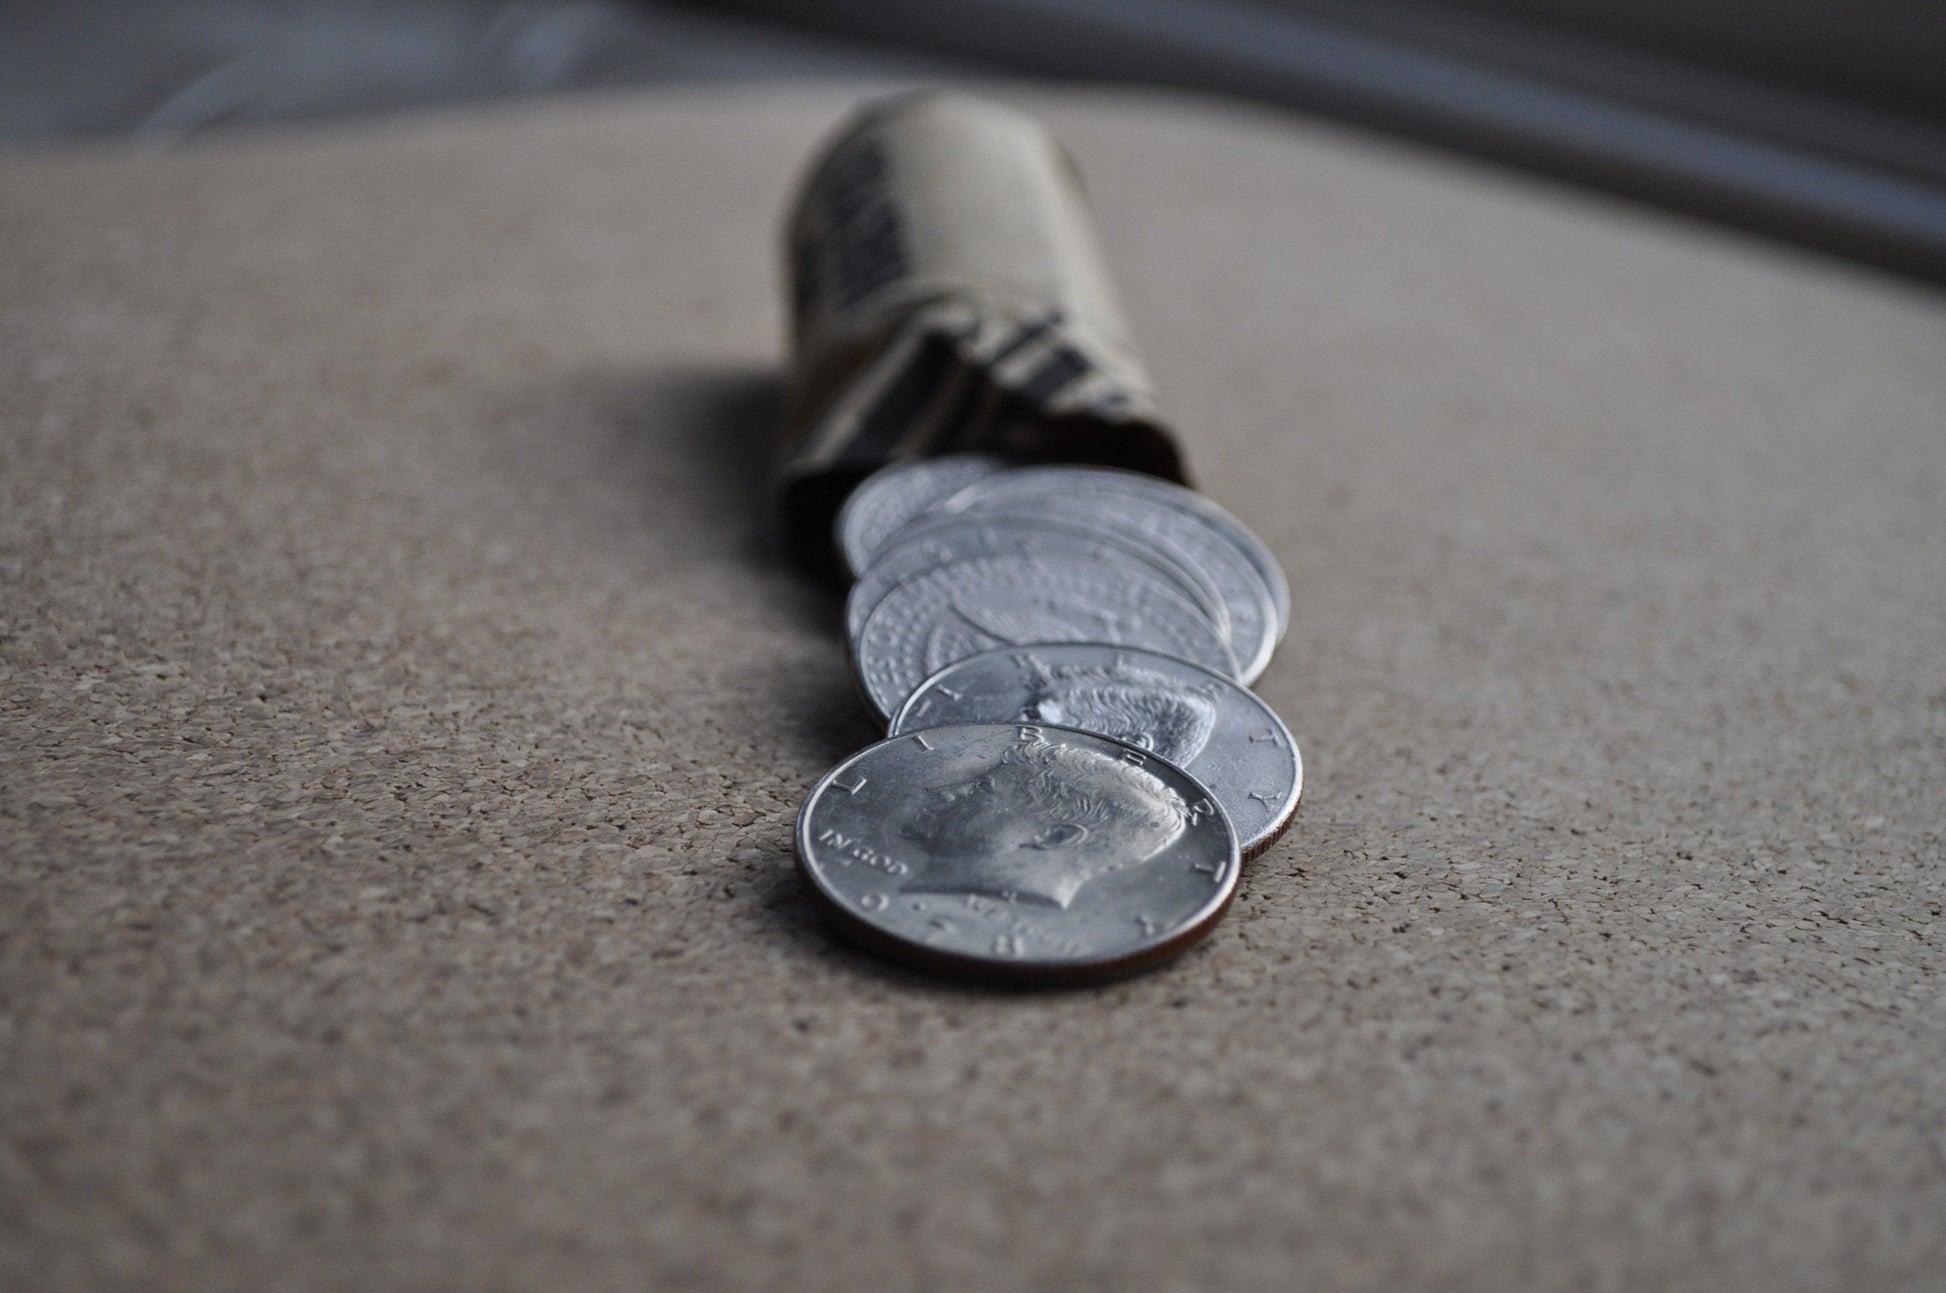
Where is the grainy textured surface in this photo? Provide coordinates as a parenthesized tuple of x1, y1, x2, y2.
(3, 85, 1944, 1292)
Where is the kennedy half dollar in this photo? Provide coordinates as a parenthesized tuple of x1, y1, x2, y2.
(796, 722, 1240, 984)
(891, 643, 1301, 859)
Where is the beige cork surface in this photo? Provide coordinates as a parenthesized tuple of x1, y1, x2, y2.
(3, 85, 1944, 1291)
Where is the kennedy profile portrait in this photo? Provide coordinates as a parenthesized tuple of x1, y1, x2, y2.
(895, 730, 1190, 909)
(1015, 655, 1219, 768)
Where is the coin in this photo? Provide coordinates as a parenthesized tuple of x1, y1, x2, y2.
(976, 492, 1270, 680)
(845, 511, 1230, 645)
(834, 453, 1010, 579)
(851, 551, 1239, 722)
(796, 721, 1241, 984)
(891, 643, 1301, 859)
(941, 466, 1287, 684)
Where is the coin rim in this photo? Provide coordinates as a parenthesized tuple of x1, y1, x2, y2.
(941, 467, 1286, 682)
(794, 722, 1243, 986)
(848, 552, 1240, 724)
(833, 454, 1010, 580)
(845, 512, 1232, 645)
(959, 464, 1292, 633)
(888, 642, 1302, 861)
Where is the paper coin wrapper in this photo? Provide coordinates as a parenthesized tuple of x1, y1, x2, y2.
(775, 91, 1189, 560)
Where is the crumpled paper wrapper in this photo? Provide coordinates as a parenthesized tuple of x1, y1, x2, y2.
(775, 91, 1188, 559)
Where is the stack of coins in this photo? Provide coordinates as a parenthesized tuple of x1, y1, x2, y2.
(795, 455, 1302, 985)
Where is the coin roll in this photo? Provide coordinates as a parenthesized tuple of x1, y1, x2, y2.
(775, 91, 1188, 562)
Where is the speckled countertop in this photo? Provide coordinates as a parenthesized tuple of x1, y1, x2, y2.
(3, 86, 1943, 1291)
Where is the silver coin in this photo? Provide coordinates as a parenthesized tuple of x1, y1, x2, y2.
(846, 511, 1230, 645)
(834, 454, 1010, 579)
(943, 466, 1288, 683)
(891, 644, 1301, 859)
(796, 721, 1241, 984)
(851, 552, 1240, 722)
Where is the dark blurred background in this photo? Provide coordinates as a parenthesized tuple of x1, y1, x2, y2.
(5, 0, 1943, 280)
